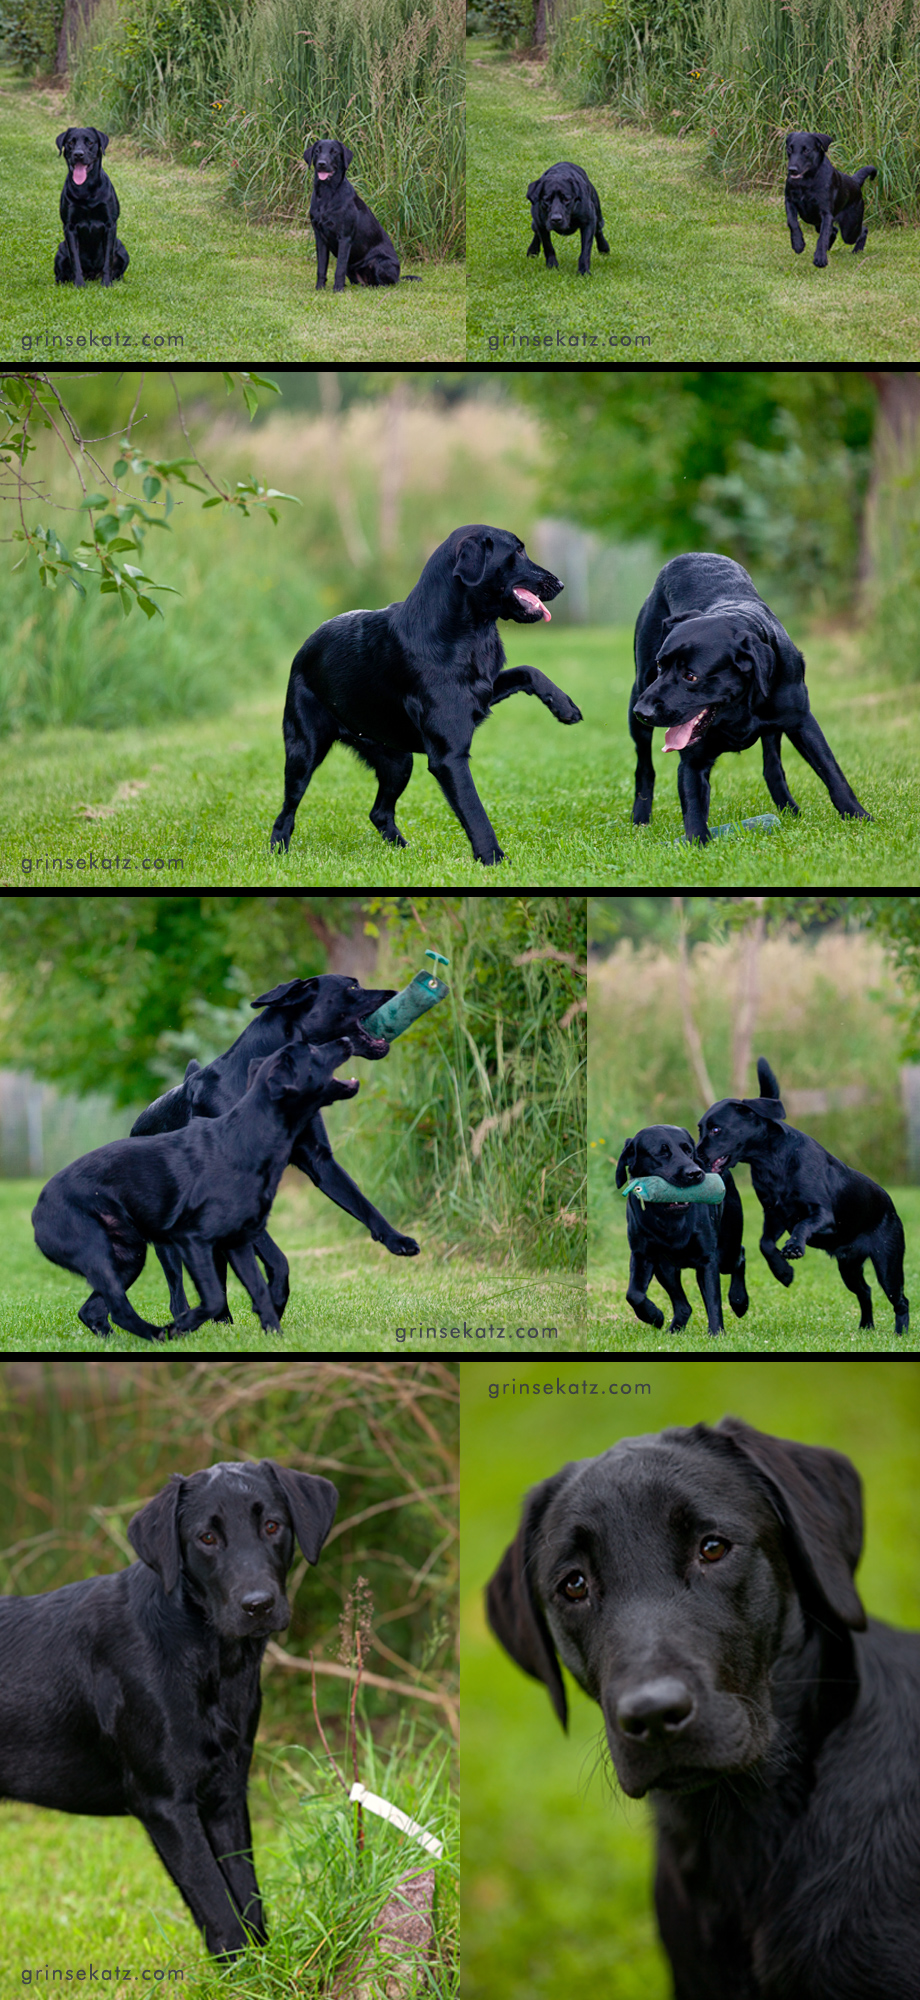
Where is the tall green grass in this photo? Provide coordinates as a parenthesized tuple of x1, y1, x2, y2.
(549, 0, 920, 223)
(69, 0, 464, 259)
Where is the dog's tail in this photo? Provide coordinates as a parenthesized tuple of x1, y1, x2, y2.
(854, 166, 877, 186)
(596, 228, 611, 254)
(400, 274, 423, 281)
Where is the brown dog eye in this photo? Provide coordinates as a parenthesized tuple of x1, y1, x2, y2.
(264, 1520, 280, 1537)
(699, 1537, 730, 1562)
(561, 1571, 589, 1600)
(199, 1531, 218, 1546)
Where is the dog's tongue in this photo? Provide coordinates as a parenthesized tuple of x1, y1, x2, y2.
(72, 163, 88, 185)
(664, 710, 707, 752)
(513, 587, 551, 621)
(317, 170, 330, 179)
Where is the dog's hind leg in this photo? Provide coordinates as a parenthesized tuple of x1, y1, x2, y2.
(761, 729, 800, 813)
(868, 1219, 910, 1334)
(270, 684, 338, 853)
(837, 1253, 875, 1330)
(360, 743, 414, 847)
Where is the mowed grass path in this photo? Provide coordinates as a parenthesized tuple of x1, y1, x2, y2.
(589, 1183, 920, 1353)
(0, 1179, 585, 1353)
(0, 76, 463, 363)
(0, 622, 914, 887)
(467, 45, 920, 362)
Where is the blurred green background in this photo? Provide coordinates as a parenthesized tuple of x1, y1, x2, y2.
(460, 1357, 920, 2000)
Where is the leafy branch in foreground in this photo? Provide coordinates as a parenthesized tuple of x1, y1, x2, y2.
(0, 369, 299, 619)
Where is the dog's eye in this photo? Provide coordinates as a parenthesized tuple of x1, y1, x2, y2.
(264, 1519, 281, 1537)
(199, 1531, 218, 1547)
(699, 1537, 731, 1563)
(682, 670, 698, 683)
(560, 1571, 589, 1601)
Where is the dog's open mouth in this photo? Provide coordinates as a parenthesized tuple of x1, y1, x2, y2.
(512, 587, 552, 621)
(663, 707, 713, 752)
(317, 170, 331, 179)
(350, 1023, 390, 1059)
(707, 1154, 729, 1173)
(72, 163, 88, 184)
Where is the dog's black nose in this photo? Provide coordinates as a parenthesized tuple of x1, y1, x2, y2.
(616, 1678, 695, 1740)
(241, 1591, 277, 1621)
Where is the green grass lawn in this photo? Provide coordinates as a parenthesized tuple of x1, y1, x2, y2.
(589, 1179, 920, 1351)
(467, 44, 920, 362)
(461, 1357, 920, 2000)
(0, 1179, 584, 1352)
(0, 75, 464, 363)
(0, 619, 911, 887)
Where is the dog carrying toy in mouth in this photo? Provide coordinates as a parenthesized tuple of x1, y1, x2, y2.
(619, 1172, 726, 1209)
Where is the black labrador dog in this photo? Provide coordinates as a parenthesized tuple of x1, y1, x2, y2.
(526, 162, 610, 276)
(785, 131, 877, 268)
(486, 1416, 920, 2000)
(0, 1460, 337, 1958)
(630, 552, 870, 843)
(304, 140, 420, 289)
(270, 525, 579, 865)
(615, 1124, 747, 1336)
(54, 127, 129, 286)
(698, 1054, 909, 1335)
(33, 1038, 358, 1340)
(132, 973, 419, 1326)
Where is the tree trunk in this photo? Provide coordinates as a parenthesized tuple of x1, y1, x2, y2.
(56, 0, 97, 72)
(859, 371, 920, 587)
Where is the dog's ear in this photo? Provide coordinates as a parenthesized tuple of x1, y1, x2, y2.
(734, 631, 775, 698)
(183, 1057, 202, 1080)
(251, 978, 321, 1011)
(93, 130, 109, 152)
(55, 129, 73, 152)
(342, 145, 354, 169)
(453, 531, 492, 587)
(263, 1045, 303, 1098)
(739, 1094, 786, 1121)
(128, 1477, 183, 1593)
(716, 1418, 866, 1629)
(260, 1462, 339, 1563)
(526, 179, 542, 201)
(304, 143, 316, 164)
(486, 1471, 574, 1729)
(816, 133, 834, 152)
(615, 1137, 638, 1188)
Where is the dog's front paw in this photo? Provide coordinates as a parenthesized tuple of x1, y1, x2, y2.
(475, 845, 505, 865)
(813, 251, 828, 268)
(782, 1240, 805, 1260)
(790, 231, 805, 254)
(553, 696, 583, 724)
(545, 254, 559, 270)
(387, 1233, 421, 1257)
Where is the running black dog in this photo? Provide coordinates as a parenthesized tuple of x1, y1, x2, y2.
(305, 140, 420, 289)
(270, 525, 579, 865)
(785, 131, 877, 268)
(526, 162, 610, 276)
(33, 1038, 358, 1340)
(630, 551, 870, 843)
(697, 1055, 909, 1334)
(54, 127, 128, 286)
(130, 973, 420, 1325)
(615, 1123, 747, 1336)
(487, 1416, 920, 2000)
(0, 1460, 337, 1957)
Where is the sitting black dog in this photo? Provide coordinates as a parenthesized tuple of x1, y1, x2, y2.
(615, 1124, 748, 1336)
(698, 1056, 909, 1335)
(526, 162, 610, 276)
(784, 131, 877, 268)
(33, 1039, 358, 1340)
(131, 972, 420, 1326)
(630, 551, 870, 843)
(54, 127, 128, 287)
(304, 140, 420, 289)
(270, 525, 579, 865)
